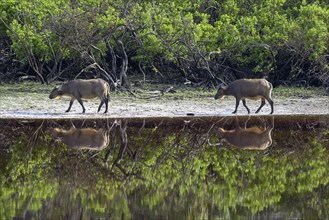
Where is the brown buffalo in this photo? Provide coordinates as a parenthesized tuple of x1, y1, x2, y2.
(214, 78, 274, 114)
(49, 79, 110, 113)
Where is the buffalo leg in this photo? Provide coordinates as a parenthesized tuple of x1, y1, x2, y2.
(98, 101, 104, 112)
(267, 98, 274, 114)
(255, 98, 266, 113)
(104, 98, 109, 113)
(66, 99, 75, 112)
(77, 99, 86, 113)
(232, 98, 240, 114)
(242, 99, 250, 114)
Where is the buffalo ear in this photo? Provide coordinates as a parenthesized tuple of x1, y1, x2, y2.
(52, 86, 59, 91)
(219, 83, 226, 89)
(58, 88, 64, 95)
(53, 86, 63, 95)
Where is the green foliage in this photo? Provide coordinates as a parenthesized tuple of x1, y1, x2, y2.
(294, 4, 329, 59)
(1, 0, 329, 84)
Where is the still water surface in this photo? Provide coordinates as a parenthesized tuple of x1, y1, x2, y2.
(0, 115, 329, 219)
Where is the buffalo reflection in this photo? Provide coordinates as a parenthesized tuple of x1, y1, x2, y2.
(217, 117, 274, 150)
(51, 127, 109, 150)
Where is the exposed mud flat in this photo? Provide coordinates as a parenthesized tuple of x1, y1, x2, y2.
(0, 93, 329, 119)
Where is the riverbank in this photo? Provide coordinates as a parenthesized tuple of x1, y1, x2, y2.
(0, 82, 328, 119)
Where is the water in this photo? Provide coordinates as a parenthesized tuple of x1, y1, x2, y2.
(0, 115, 328, 219)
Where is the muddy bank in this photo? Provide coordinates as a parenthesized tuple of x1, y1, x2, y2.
(1, 95, 329, 119)
(0, 115, 328, 131)
(0, 83, 328, 119)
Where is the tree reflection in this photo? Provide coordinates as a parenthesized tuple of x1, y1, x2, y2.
(0, 116, 328, 219)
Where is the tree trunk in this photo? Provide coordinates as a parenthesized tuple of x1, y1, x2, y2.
(105, 38, 117, 83)
(117, 40, 130, 89)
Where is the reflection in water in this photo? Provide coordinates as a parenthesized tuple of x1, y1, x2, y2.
(217, 117, 274, 150)
(51, 127, 109, 150)
(0, 115, 329, 219)
(105, 120, 129, 169)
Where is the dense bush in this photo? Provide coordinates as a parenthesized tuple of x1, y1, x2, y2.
(0, 0, 328, 88)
